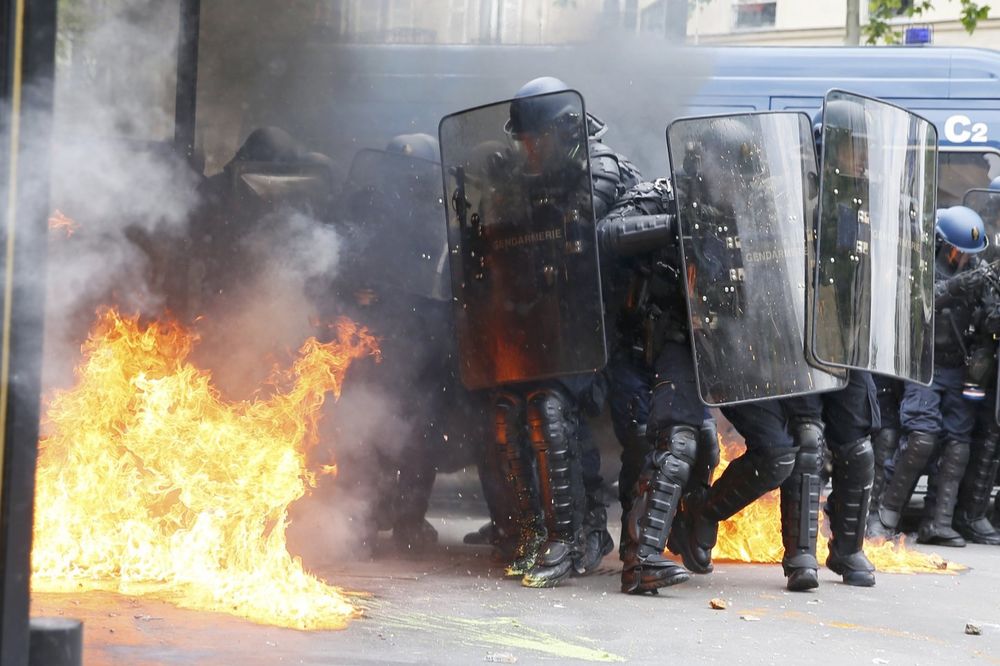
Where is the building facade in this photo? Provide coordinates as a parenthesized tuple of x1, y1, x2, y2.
(682, 0, 1000, 47)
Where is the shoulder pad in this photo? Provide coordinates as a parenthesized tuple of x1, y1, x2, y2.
(589, 139, 643, 218)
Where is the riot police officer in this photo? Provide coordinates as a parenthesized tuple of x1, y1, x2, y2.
(780, 377, 877, 590)
(458, 77, 637, 587)
(597, 180, 720, 586)
(870, 206, 991, 546)
(776, 103, 878, 591)
(594, 167, 797, 593)
(954, 179, 1000, 545)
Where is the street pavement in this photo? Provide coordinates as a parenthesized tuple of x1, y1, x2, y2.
(31, 478, 1000, 666)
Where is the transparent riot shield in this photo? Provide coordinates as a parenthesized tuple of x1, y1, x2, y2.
(439, 91, 605, 390)
(340, 149, 450, 302)
(963, 188, 1000, 425)
(666, 112, 846, 406)
(811, 90, 937, 384)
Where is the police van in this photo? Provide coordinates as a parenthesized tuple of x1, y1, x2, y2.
(316, 44, 1000, 208)
(680, 45, 1000, 207)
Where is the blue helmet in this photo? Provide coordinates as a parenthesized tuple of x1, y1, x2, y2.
(989, 176, 1000, 191)
(505, 76, 579, 139)
(936, 205, 988, 253)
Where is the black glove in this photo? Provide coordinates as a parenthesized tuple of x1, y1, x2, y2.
(943, 266, 988, 298)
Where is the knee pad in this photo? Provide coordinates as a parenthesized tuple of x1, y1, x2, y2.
(527, 388, 575, 453)
(494, 391, 525, 448)
(834, 436, 875, 486)
(750, 448, 797, 489)
(654, 424, 698, 459)
(697, 419, 720, 473)
(790, 419, 825, 474)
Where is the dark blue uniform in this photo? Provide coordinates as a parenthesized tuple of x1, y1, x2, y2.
(874, 250, 986, 545)
(597, 180, 794, 593)
(779, 372, 878, 588)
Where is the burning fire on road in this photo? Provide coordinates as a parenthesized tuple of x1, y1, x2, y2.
(710, 438, 964, 575)
(32, 308, 379, 630)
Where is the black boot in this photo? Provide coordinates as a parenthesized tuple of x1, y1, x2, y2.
(620, 425, 695, 594)
(826, 437, 876, 587)
(493, 393, 544, 577)
(954, 428, 1000, 545)
(869, 431, 937, 540)
(670, 447, 796, 575)
(576, 504, 615, 574)
(869, 428, 899, 517)
(522, 389, 585, 588)
(780, 420, 823, 592)
(918, 440, 969, 547)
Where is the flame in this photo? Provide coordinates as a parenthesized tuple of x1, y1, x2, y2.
(48, 210, 79, 237)
(32, 308, 380, 629)
(709, 438, 964, 574)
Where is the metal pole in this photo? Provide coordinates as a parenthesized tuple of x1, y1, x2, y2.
(0, 0, 57, 664)
(174, 0, 201, 162)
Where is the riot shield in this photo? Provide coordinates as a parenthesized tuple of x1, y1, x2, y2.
(439, 91, 605, 390)
(340, 149, 450, 302)
(811, 90, 937, 384)
(962, 188, 1000, 425)
(666, 112, 846, 406)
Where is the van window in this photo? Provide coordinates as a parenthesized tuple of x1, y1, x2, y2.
(938, 149, 1000, 207)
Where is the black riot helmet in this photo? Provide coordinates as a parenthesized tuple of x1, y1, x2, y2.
(385, 133, 440, 163)
(505, 77, 586, 177)
(505, 77, 581, 141)
(698, 116, 762, 181)
(231, 126, 304, 165)
(820, 98, 869, 179)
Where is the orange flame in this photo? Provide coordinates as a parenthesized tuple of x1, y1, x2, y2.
(48, 210, 79, 237)
(709, 437, 964, 574)
(32, 309, 380, 629)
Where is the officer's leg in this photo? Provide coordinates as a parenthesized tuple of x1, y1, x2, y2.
(869, 377, 902, 523)
(778, 395, 824, 592)
(606, 352, 653, 559)
(870, 380, 942, 539)
(522, 385, 586, 588)
(918, 369, 974, 547)
(670, 400, 796, 575)
(691, 415, 720, 507)
(575, 419, 615, 573)
(392, 441, 439, 553)
(493, 390, 544, 577)
(954, 396, 1000, 545)
(620, 341, 699, 594)
(822, 372, 876, 587)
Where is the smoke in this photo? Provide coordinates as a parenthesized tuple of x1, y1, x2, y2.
(186, 6, 718, 566)
(189, 209, 342, 399)
(28, 1, 719, 569)
(42, 0, 200, 390)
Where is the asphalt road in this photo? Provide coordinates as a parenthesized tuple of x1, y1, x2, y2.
(30, 491, 1000, 666)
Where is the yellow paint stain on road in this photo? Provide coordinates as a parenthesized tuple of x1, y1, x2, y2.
(370, 605, 624, 662)
(780, 610, 946, 645)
